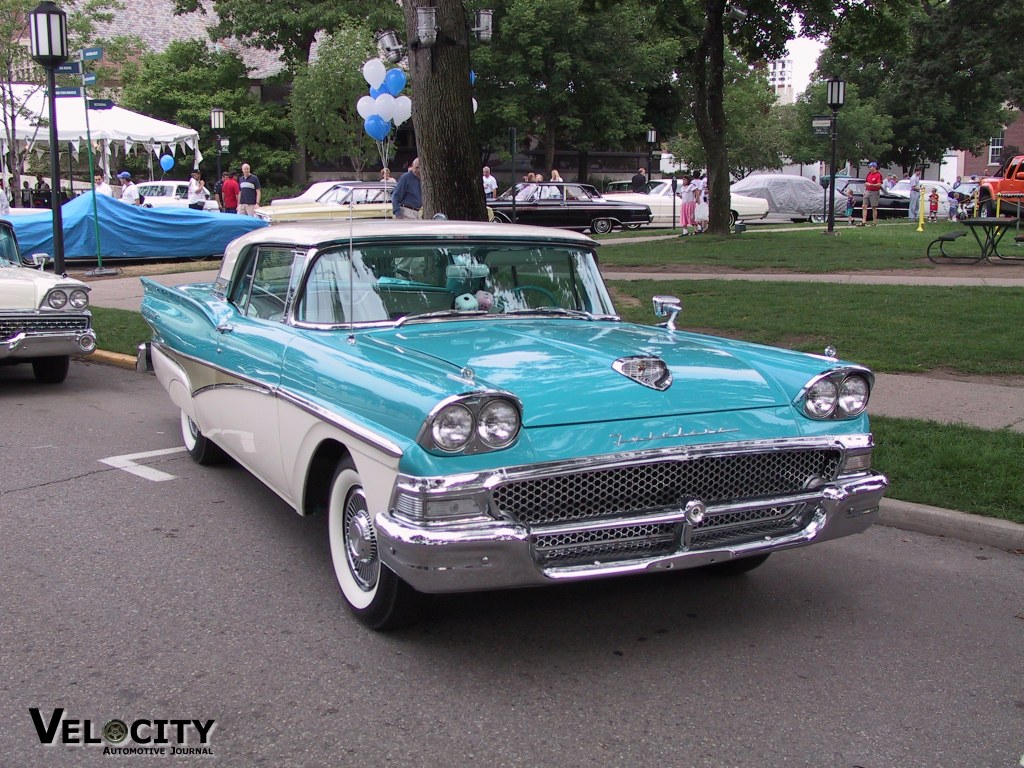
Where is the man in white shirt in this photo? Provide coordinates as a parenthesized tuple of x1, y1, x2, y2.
(93, 172, 113, 197)
(187, 169, 207, 210)
(481, 166, 498, 199)
(117, 171, 141, 205)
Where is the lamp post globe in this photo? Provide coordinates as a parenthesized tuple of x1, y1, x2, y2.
(29, 0, 69, 274)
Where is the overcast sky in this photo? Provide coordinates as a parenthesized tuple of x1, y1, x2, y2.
(787, 36, 825, 96)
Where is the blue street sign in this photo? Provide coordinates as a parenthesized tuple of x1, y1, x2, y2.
(55, 86, 82, 98)
(56, 61, 81, 75)
(87, 98, 114, 110)
(81, 47, 103, 61)
(83, 73, 97, 86)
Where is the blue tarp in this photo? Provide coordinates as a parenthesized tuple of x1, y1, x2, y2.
(3, 192, 267, 262)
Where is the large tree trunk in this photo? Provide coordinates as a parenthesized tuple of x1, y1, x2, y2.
(403, 0, 489, 221)
(691, 0, 730, 235)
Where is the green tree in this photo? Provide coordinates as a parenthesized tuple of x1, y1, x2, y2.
(471, 0, 678, 178)
(170, 0, 399, 70)
(782, 81, 892, 172)
(118, 40, 294, 184)
(289, 25, 377, 174)
(818, 0, 1022, 171)
(667, 50, 785, 180)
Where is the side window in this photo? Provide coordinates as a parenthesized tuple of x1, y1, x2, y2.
(232, 246, 296, 321)
(175, 185, 188, 200)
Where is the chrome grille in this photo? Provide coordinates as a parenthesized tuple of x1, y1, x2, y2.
(494, 450, 841, 526)
(534, 523, 678, 565)
(691, 505, 810, 549)
(0, 315, 90, 339)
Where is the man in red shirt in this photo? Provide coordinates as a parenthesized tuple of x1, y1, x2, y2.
(220, 170, 240, 213)
(862, 161, 884, 226)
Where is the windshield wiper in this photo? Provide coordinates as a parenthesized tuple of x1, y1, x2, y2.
(393, 309, 488, 328)
(504, 307, 599, 320)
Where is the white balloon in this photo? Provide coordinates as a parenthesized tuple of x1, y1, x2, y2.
(374, 93, 396, 122)
(472, 98, 478, 114)
(362, 58, 386, 89)
(356, 95, 375, 120)
(393, 95, 412, 125)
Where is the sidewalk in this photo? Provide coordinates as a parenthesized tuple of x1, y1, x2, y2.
(83, 267, 1024, 551)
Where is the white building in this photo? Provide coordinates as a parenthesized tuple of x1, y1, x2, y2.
(767, 58, 795, 105)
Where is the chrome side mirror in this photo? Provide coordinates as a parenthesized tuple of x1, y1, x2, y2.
(653, 295, 682, 330)
(31, 253, 50, 269)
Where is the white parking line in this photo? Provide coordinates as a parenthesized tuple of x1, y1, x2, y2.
(99, 447, 187, 482)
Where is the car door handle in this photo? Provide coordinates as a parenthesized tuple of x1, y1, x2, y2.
(216, 322, 234, 334)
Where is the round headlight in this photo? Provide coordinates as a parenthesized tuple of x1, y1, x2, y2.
(47, 289, 68, 309)
(431, 403, 474, 451)
(477, 399, 520, 448)
(838, 375, 870, 416)
(804, 377, 838, 419)
(69, 289, 89, 309)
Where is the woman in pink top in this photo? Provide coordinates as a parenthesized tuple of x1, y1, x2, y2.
(678, 174, 699, 236)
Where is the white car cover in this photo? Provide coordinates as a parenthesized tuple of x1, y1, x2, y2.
(730, 174, 845, 218)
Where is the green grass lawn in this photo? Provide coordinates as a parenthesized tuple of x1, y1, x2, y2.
(608, 280, 1024, 375)
(597, 220, 1018, 272)
(872, 417, 1024, 525)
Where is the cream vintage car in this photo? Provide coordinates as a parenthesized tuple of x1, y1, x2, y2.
(256, 181, 393, 224)
(0, 219, 96, 383)
(605, 179, 769, 226)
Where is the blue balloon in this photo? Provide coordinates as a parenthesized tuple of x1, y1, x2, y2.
(364, 115, 391, 141)
(384, 68, 407, 96)
(159, 154, 174, 172)
(369, 85, 383, 99)
(469, 70, 477, 86)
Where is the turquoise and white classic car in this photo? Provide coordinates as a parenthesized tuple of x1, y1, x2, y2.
(138, 219, 887, 630)
(0, 219, 96, 383)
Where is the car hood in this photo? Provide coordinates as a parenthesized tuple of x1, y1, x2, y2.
(0, 264, 86, 309)
(368, 320, 786, 427)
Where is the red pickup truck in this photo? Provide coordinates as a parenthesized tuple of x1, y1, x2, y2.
(978, 154, 1024, 216)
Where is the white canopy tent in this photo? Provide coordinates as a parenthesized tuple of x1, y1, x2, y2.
(1, 83, 202, 178)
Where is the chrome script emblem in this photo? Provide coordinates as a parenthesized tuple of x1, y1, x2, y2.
(612, 356, 672, 391)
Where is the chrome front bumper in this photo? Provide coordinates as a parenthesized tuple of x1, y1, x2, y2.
(376, 470, 889, 594)
(0, 328, 97, 360)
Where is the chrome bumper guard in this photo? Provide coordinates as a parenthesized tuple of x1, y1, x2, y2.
(0, 329, 96, 360)
(376, 470, 888, 594)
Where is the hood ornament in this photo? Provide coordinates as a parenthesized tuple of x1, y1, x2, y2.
(612, 356, 672, 391)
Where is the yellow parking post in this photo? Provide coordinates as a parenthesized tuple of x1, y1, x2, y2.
(917, 186, 925, 232)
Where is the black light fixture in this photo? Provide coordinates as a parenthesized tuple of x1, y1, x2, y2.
(210, 107, 225, 183)
(725, 4, 747, 21)
(29, 0, 69, 275)
(825, 77, 846, 234)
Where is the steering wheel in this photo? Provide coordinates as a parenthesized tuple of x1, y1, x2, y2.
(510, 284, 558, 305)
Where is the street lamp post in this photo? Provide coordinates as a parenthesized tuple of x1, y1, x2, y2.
(825, 78, 846, 235)
(29, 0, 69, 274)
(210, 107, 224, 182)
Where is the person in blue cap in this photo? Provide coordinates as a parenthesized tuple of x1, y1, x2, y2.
(862, 161, 883, 226)
(117, 171, 141, 206)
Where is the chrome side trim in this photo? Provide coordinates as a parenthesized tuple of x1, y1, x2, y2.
(154, 342, 404, 458)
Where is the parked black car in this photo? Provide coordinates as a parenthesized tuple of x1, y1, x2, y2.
(490, 182, 652, 234)
(836, 178, 910, 219)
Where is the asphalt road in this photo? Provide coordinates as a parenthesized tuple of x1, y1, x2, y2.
(2, 360, 1022, 768)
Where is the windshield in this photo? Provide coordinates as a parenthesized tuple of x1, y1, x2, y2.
(138, 185, 172, 198)
(293, 241, 616, 325)
(319, 186, 392, 206)
(0, 226, 21, 265)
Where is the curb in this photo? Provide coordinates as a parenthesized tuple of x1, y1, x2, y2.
(877, 498, 1024, 552)
(90, 349, 137, 370)
(84, 349, 1024, 553)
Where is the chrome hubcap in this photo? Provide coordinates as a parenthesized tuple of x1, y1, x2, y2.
(344, 488, 378, 591)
